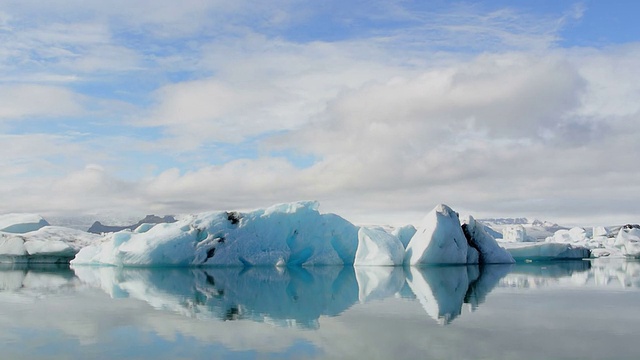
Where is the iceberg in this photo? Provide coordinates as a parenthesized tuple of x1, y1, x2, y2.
(462, 216, 515, 264)
(72, 201, 359, 267)
(614, 226, 640, 257)
(0, 226, 100, 264)
(404, 204, 469, 265)
(0, 213, 49, 234)
(500, 242, 591, 262)
(546, 227, 588, 243)
(354, 227, 404, 266)
(502, 225, 527, 242)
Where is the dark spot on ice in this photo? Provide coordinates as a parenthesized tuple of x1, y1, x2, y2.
(225, 307, 240, 321)
(216, 237, 225, 244)
(227, 212, 241, 225)
(206, 247, 216, 259)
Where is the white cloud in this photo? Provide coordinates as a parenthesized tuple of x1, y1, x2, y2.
(0, 85, 83, 120)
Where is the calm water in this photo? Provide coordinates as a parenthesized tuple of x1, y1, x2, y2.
(1, 259, 640, 359)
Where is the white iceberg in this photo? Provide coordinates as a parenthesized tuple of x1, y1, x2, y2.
(354, 227, 404, 266)
(593, 226, 609, 238)
(462, 216, 515, 264)
(614, 226, 640, 257)
(0, 213, 49, 234)
(502, 225, 527, 242)
(0, 226, 100, 263)
(546, 227, 588, 243)
(72, 201, 359, 267)
(404, 204, 469, 265)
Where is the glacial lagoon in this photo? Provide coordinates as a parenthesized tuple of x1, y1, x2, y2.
(1, 259, 640, 359)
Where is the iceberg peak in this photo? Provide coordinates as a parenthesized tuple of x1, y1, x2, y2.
(434, 204, 457, 218)
(262, 200, 320, 216)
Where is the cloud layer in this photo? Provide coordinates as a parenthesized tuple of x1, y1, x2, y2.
(1, 1, 639, 226)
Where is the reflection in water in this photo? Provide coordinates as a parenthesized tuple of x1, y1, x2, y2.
(406, 265, 513, 324)
(72, 264, 518, 326)
(0, 260, 623, 327)
(497, 260, 640, 289)
(0, 263, 75, 292)
(72, 265, 359, 329)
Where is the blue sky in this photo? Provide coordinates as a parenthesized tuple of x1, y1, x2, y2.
(1, 1, 639, 226)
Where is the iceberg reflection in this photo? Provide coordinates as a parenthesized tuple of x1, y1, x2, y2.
(72, 265, 359, 329)
(406, 264, 513, 324)
(2, 260, 632, 327)
(72, 264, 512, 326)
(0, 263, 75, 292)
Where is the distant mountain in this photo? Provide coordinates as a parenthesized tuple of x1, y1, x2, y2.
(48, 214, 142, 231)
(88, 215, 176, 234)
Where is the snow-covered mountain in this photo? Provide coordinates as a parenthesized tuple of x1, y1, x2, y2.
(87, 215, 176, 234)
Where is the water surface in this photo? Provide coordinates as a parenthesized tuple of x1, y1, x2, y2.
(1, 259, 639, 359)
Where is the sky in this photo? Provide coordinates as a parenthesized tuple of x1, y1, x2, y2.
(1, 0, 640, 226)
